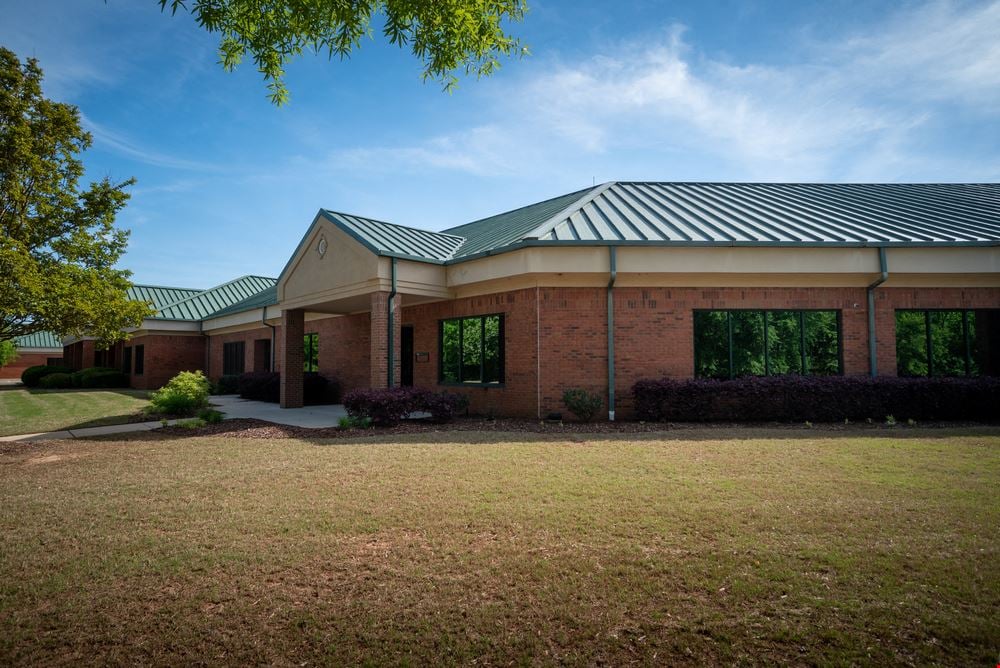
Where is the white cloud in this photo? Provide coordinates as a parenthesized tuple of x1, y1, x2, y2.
(81, 113, 222, 172)
(326, 0, 1000, 181)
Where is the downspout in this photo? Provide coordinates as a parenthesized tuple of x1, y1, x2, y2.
(866, 247, 888, 377)
(199, 319, 209, 378)
(387, 257, 398, 387)
(607, 246, 617, 421)
(263, 306, 277, 372)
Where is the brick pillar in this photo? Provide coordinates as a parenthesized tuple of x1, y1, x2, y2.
(280, 309, 305, 408)
(370, 291, 401, 388)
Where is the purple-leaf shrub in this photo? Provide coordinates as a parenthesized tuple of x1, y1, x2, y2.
(631, 375, 1000, 423)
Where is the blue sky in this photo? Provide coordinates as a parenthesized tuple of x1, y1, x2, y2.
(3, 0, 999, 288)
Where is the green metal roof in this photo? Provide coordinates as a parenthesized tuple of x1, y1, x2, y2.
(321, 210, 466, 262)
(208, 285, 278, 318)
(442, 186, 598, 258)
(317, 182, 1000, 265)
(128, 284, 204, 309)
(14, 331, 62, 349)
(530, 183, 1000, 246)
(152, 275, 277, 321)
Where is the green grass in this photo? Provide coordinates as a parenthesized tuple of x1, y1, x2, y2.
(0, 387, 150, 436)
(1, 429, 998, 665)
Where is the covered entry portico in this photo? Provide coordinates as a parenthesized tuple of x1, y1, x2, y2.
(275, 211, 452, 408)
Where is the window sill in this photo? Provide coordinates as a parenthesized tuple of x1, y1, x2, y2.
(437, 381, 505, 389)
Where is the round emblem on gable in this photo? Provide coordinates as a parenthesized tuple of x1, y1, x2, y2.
(317, 236, 328, 258)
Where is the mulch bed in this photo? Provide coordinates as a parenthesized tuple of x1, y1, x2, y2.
(152, 416, 998, 440)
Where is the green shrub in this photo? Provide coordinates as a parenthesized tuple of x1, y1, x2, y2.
(38, 372, 73, 389)
(70, 367, 128, 388)
(197, 408, 224, 424)
(21, 365, 73, 387)
(562, 388, 603, 422)
(148, 370, 211, 416)
(338, 415, 373, 429)
(214, 375, 239, 394)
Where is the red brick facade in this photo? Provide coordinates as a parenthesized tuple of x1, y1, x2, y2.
(44, 284, 1000, 416)
(0, 351, 64, 380)
(124, 334, 206, 390)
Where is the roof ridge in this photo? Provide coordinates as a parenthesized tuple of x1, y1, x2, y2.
(154, 275, 277, 313)
(442, 185, 600, 234)
(520, 182, 617, 241)
(323, 209, 466, 241)
(131, 282, 205, 292)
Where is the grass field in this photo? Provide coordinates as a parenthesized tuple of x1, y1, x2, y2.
(1, 429, 998, 665)
(0, 387, 150, 436)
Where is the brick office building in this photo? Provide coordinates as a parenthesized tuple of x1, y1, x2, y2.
(0, 332, 63, 380)
(61, 183, 999, 418)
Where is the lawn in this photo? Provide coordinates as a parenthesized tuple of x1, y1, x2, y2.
(0, 387, 150, 436)
(1, 428, 998, 665)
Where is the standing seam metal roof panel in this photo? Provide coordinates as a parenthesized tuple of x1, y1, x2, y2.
(533, 183, 1000, 248)
(152, 276, 277, 320)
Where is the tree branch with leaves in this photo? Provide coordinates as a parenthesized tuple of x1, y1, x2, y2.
(0, 48, 153, 347)
(160, 0, 529, 104)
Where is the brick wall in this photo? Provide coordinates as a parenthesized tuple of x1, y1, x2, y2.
(309, 313, 371, 396)
(401, 287, 539, 417)
(207, 327, 274, 380)
(126, 334, 206, 390)
(0, 352, 62, 380)
(874, 287, 1000, 376)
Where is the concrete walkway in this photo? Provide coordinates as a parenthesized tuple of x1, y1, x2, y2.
(0, 396, 349, 443)
(0, 420, 185, 443)
(210, 395, 348, 427)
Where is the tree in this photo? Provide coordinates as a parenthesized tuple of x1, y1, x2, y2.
(0, 48, 152, 347)
(159, 0, 528, 104)
(0, 340, 16, 367)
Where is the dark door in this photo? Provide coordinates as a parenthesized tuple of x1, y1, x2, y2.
(401, 326, 414, 386)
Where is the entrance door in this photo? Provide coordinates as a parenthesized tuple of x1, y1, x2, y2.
(401, 326, 414, 386)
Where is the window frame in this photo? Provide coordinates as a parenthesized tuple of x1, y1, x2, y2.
(223, 341, 246, 376)
(894, 308, 995, 377)
(693, 308, 844, 379)
(437, 313, 505, 386)
(303, 333, 319, 373)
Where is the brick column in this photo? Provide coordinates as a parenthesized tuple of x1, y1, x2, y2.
(280, 309, 305, 408)
(370, 291, 401, 388)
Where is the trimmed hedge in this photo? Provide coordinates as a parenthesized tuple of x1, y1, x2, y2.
(236, 371, 338, 404)
(70, 367, 129, 388)
(21, 365, 74, 387)
(342, 387, 469, 426)
(38, 372, 73, 389)
(632, 375, 1000, 423)
(214, 374, 239, 395)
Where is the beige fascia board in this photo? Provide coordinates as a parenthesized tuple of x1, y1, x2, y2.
(20, 347, 63, 354)
(279, 278, 382, 312)
(130, 329, 204, 338)
(882, 273, 1000, 287)
(885, 247, 999, 274)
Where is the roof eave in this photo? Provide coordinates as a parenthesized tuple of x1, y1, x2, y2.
(443, 239, 1000, 264)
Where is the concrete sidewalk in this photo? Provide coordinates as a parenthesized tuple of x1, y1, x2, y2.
(210, 395, 348, 427)
(0, 420, 184, 443)
(0, 396, 349, 442)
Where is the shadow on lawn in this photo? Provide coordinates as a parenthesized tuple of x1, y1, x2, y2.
(105, 419, 1000, 446)
(0, 385, 149, 399)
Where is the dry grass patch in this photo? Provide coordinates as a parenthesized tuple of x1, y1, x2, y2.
(1, 429, 998, 665)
